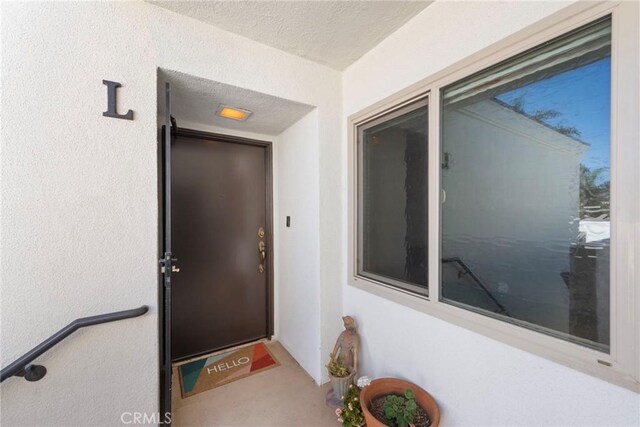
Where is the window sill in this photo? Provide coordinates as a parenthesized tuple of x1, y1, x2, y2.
(348, 274, 639, 393)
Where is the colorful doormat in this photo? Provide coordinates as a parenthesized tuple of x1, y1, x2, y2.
(178, 342, 280, 398)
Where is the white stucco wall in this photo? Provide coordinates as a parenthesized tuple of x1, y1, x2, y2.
(274, 110, 323, 382)
(1, 3, 159, 426)
(0, 2, 341, 425)
(342, 1, 640, 426)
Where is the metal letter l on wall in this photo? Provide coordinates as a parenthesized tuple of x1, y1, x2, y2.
(102, 80, 133, 120)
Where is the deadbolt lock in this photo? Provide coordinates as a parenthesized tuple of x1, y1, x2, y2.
(258, 227, 265, 238)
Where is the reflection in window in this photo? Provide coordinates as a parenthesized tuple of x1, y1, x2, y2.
(358, 100, 429, 295)
(441, 18, 611, 351)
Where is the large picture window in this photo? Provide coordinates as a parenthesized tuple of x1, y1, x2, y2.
(441, 17, 612, 351)
(350, 2, 639, 391)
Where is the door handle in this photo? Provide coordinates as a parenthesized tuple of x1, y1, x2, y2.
(258, 240, 266, 273)
(259, 241, 266, 260)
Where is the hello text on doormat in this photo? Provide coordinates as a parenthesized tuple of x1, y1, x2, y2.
(178, 342, 280, 398)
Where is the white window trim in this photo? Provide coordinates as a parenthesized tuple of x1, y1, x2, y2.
(347, 1, 639, 392)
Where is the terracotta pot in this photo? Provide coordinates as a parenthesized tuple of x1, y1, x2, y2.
(329, 370, 355, 401)
(360, 378, 440, 427)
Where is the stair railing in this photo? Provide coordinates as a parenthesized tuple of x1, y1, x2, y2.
(1, 305, 148, 383)
(442, 257, 510, 316)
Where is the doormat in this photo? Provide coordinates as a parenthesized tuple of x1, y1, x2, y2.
(178, 342, 280, 398)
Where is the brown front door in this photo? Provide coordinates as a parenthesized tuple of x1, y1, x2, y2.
(171, 129, 273, 361)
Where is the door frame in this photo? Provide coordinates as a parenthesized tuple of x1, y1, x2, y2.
(158, 126, 275, 411)
(173, 127, 275, 341)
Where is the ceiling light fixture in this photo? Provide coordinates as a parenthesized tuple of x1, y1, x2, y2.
(216, 104, 252, 122)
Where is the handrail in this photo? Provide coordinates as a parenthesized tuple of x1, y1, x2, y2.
(442, 257, 510, 316)
(1, 305, 148, 383)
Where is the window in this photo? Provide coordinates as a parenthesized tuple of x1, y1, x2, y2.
(441, 17, 612, 352)
(349, 2, 639, 392)
(357, 99, 429, 295)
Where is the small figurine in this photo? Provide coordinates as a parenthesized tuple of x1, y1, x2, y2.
(326, 316, 361, 408)
(330, 316, 359, 376)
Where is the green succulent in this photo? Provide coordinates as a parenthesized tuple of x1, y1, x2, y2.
(383, 389, 418, 427)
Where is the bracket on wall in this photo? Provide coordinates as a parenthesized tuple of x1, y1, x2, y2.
(15, 364, 47, 382)
(102, 80, 133, 120)
(170, 116, 177, 133)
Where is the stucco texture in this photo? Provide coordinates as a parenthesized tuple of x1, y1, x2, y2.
(150, 1, 431, 70)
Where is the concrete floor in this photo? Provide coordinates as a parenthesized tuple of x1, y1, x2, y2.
(172, 341, 337, 426)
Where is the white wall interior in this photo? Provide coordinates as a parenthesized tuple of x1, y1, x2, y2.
(342, 1, 640, 426)
(274, 110, 322, 382)
(1, 2, 342, 425)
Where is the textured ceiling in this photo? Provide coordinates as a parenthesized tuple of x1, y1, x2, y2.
(159, 69, 315, 135)
(150, 1, 432, 70)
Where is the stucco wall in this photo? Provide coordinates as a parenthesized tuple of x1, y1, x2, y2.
(342, 1, 640, 426)
(1, 3, 159, 426)
(274, 110, 323, 382)
(0, 2, 341, 425)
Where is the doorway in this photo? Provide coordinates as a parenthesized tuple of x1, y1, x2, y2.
(157, 72, 316, 422)
(170, 128, 274, 362)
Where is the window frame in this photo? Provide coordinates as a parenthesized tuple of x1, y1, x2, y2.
(347, 1, 639, 392)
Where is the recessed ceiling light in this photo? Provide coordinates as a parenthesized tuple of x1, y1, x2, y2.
(216, 104, 252, 122)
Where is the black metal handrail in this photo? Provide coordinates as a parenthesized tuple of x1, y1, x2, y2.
(442, 257, 510, 316)
(1, 305, 148, 383)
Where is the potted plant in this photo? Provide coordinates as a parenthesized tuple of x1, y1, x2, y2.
(335, 383, 365, 427)
(360, 378, 440, 427)
(326, 352, 355, 401)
